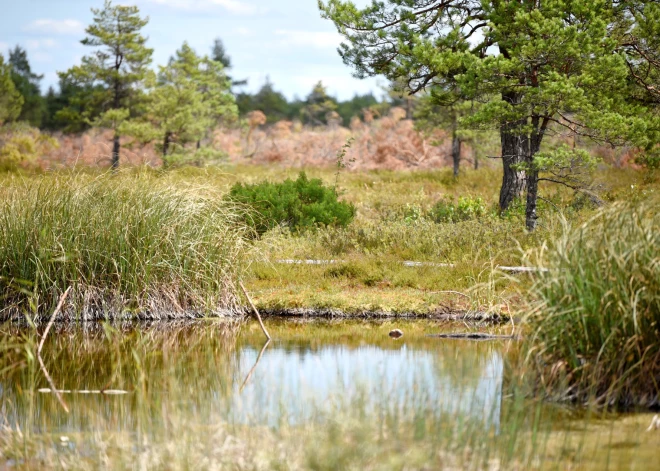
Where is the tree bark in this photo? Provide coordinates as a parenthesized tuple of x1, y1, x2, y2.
(498, 92, 527, 211)
(499, 126, 527, 211)
(111, 133, 120, 170)
(452, 132, 461, 178)
(162, 132, 171, 168)
(524, 116, 549, 231)
(525, 168, 539, 231)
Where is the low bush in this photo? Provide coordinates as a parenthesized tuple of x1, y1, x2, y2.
(227, 172, 356, 235)
(430, 196, 488, 223)
(0, 172, 250, 320)
(522, 199, 660, 406)
(0, 123, 58, 171)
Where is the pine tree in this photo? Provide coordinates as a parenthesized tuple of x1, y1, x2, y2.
(124, 42, 236, 166)
(59, 0, 152, 169)
(211, 37, 247, 87)
(236, 78, 290, 123)
(321, 0, 660, 230)
(8, 46, 46, 127)
(301, 81, 337, 126)
(0, 54, 23, 126)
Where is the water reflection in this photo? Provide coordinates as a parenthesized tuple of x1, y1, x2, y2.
(234, 341, 503, 429)
(1, 320, 505, 434)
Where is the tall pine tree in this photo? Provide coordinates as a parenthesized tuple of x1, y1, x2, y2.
(8, 46, 45, 127)
(59, 0, 152, 168)
(321, 0, 660, 230)
(0, 54, 23, 126)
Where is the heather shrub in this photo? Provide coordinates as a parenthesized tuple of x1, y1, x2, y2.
(227, 172, 356, 234)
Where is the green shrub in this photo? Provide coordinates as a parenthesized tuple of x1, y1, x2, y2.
(430, 196, 488, 223)
(522, 199, 660, 406)
(227, 172, 356, 234)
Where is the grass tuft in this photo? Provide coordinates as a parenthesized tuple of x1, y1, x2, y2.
(522, 198, 660, 406)
(0, 171, 251, 320)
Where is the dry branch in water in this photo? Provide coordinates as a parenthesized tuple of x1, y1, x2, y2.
(37, 286, 72, 413)
(240, 281, 270, 340)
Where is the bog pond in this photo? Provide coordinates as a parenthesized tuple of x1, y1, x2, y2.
(1, 319, 658, 470)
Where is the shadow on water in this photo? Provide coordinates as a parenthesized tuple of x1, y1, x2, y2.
(0, 319, 658, 470)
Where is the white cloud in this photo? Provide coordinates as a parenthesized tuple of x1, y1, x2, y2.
(25, 19, 84, 35)
(145, 0, 258, 15)
(274, 30, 341, 49)
(26, 38, 58, 50)
(0, 42, 8, 53)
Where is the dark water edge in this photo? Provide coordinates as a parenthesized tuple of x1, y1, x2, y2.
(1, 307, 511, 325)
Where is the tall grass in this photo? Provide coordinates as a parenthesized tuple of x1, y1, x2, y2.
(522, 199, 660, 406)
(0, 172, 251, 321)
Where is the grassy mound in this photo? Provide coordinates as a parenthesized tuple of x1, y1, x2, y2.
(523, 199, 660, 407)
(0, 172, 250, 321)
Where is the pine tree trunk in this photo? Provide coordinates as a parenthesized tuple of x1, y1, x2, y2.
(111, 134, 120, 170)
(525, 168, 539, 231)
(452, 133, 461, 178)
(498, 91, 527, 211)
(525, 117, 548, 231)
(162, 132, 171, 168)
(499, 127, 527, 211)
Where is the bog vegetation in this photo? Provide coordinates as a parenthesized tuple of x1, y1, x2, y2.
(0, 0, 659, 410)
(0, 172, 249, 321)
(227, 172, 355, 234)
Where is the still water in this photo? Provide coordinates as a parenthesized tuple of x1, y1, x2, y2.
(0, 319, 657, 470)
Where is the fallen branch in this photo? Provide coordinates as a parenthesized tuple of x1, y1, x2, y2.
(428, 332, 517, 340)
(239, 281, 271, 340)
(37, 286, 72, 414)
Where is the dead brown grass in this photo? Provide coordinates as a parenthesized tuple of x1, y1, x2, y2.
(40, 109, 479, 172)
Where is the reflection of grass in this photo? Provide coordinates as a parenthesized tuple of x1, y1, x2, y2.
(0, 320, 657, 470)
(1, 387, 656, 470)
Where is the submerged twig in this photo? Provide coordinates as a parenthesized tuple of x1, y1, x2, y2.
(239, 338, 271, 393)
(37, 286, 72, 413)
(239, 281, 271, 340)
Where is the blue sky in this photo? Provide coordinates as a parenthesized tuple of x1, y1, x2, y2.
(0, 0, 383, 101)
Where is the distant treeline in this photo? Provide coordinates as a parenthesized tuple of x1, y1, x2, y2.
(2, 42, 401, 133)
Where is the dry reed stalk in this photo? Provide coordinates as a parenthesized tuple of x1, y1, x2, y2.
(37, 286, 72, 413)
(239, 281, 270, 340)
